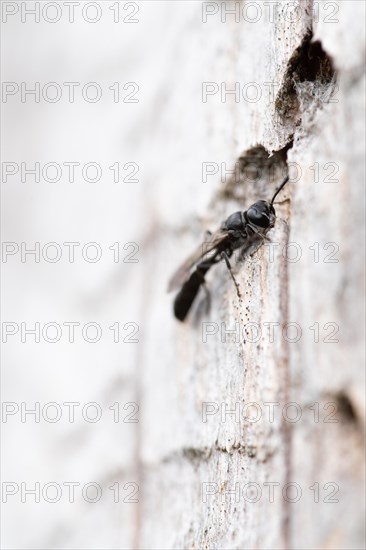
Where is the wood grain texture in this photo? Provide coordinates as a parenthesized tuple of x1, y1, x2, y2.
(137, 2, 365, 549)
(3, 2, 363, 548)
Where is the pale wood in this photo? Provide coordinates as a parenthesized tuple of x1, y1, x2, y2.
(138, 2, 365, 549)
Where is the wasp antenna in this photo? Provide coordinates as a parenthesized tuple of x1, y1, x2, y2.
(270, 175, 289, 206)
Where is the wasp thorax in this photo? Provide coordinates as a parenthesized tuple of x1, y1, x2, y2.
(222, 211, 245, 231)
(246, 200, 276, 228)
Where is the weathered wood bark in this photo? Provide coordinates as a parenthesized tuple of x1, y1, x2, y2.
(2, 2, 364, 549)
(136, 2, 365, 549)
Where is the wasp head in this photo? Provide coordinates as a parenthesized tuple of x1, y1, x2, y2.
(246, 200, 276, 229)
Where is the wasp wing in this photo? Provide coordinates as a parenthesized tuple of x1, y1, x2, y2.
(168, 228, 230, 292)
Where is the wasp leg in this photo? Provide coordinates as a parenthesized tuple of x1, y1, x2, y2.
(220, 251, 242, 299)
(249, 241, 267, 258)
(247, 224, 271, 241)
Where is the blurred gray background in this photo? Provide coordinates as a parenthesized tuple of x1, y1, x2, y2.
(2, 1, 365, 549)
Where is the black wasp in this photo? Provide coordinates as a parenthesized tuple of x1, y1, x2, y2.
(168, 176, 289, 321)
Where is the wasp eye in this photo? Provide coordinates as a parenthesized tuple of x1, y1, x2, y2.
(246, 203, 271, 228)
